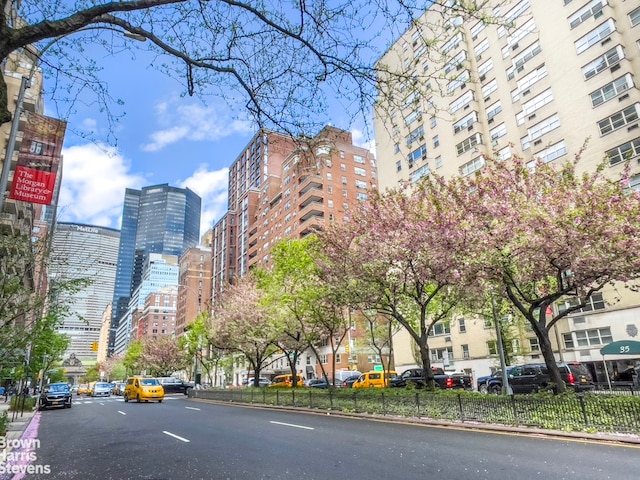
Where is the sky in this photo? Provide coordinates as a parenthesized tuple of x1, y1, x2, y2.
(49, 29, 377, 240)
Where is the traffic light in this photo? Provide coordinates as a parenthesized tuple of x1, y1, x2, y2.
(91, 342, 98, 351)
(345, 344, 351, 354)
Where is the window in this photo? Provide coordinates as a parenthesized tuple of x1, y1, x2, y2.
(444, 51, 467, 75)
(582, 45, 624, 80)
(512, 65, 548, 102)
(326, 172, 332, 181)
(327, 199, 334, 208)
(631, 6, 640, 27)
(456, 133, 482, 155)
(487, 340, 498, 355)
(316, 145, 331, 155)
(481, 79, 498, 100)
(441, 32, 463, 55)
(432, 322, 451, 336)
(497, 146, 512, 161)
(431, 347, 454, 362)
(411, 164, 431, 183)
(406, 125, 425, 146)
(405, 109, 423, 126)
(460, 156, 485, 176)
(575, 19, 616, 55)
(355, 179, 368, 189)
(521, 114, 561, 150)
(408, 144, 427, 164)
(354, 167, 366, 176)
(486, 101, 502, 120)
(433, 135, 440, 148)
(430, 116, 437, 128)
(447, 70, 470, 94)
(534, 140, 567, 163)
(453, 112, 477, 134)
(478, 59, 494, 77)
(507, 18, 536, 48)
(598, 104, 640, 135)
(504, 0, 530, 23)
(563, 333, 574, 349)
(529, 337, 540, 352)
(396, 160, 402, 172)
(490, 123, 507, 141)
(340, 163, 346, 171)
(508, 41, 542, 80)
(575, 327, 613, 346)
(394, 143, 400, 154)
(449, 91, 474, 114)
(516, 89, 554, 125)
(458, 319, 466, 333)
(590, 74, 634, 107)
(606, 137, 640, 166)
(356, 192, 368, 201)
(470, 21, 485, 40)
(557, 292, 606, 313)
(354, 155, 365, 164)
(568, 0, 606, 29)
(435, 155, 443, 168)
(474, 38, 489, 58)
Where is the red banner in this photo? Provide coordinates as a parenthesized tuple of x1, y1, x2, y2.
(9, 112, 67, 205)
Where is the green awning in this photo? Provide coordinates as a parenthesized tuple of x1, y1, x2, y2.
(600, 340, 640, 356)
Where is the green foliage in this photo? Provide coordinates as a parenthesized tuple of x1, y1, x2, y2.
(0, 410, 8, 433)
(9, 395, 36, 412)
(123, 340, 143, 376)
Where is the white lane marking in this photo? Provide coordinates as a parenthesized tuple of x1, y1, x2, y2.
(118, 411, 126, 415)
(185, 406, 200, 411)
(99, 402, 105, 405)
(163, 431, 190, 443)
(269, 421, 314, 430)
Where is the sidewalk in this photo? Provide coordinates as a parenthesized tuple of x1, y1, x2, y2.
(1, 401, 37, 446)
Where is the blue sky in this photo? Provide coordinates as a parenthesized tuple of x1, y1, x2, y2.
(51, 31, 376, 240)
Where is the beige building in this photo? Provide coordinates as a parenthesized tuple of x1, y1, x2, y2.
(176, 245, 213, 336)
(374, 0, 640, 381)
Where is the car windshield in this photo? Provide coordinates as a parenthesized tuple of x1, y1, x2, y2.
(48, 384, 69, 392)
(141, 379, 159, 386)
(96, 383, 110, 388)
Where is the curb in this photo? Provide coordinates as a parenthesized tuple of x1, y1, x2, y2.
(189, 397, 640, 446)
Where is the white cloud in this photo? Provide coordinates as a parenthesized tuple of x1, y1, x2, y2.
(56, 143, 147, 229)
(178, 165, 230, 238)
(140, 97, 253, 152)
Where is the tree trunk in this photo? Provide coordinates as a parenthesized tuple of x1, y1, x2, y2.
(538, 327, 566, 394)
(418, 337, 435, 390)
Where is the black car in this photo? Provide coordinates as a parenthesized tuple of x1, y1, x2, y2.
(341, 375, 361, 388)
(39, 383, 72, 410)
(158, 377, 192, 394)
(486, 362, 594, 394)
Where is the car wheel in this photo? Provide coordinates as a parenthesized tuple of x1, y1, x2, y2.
(38, 403, 45, 411)
(489, 384, 501, 395)
(123, 394, 128, 403)
(137, 394, 141, 403)
(66, 402, 72, 409)
(479, 384, 489, 394)
(158, 399, 163, 403)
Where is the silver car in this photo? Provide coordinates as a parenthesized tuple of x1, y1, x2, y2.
(91, 382, 112, 397)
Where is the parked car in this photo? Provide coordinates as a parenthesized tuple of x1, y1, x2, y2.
(486, 362, 594, 394)
(304, 378, 331, 389)
(123, 376, 164, 403)
(341, 375, 361, 388)
(476, 368, 513, 394)
(269, 374, 305, 387)
(244, 377, 272, 387)
(39, 383, 72, 410)
(390, 367, 473, 390)
(352, 371, 398, 388)
(157, 377, 192, 394)
(334, 370, 362, 383)
(91, 382, 112, 397)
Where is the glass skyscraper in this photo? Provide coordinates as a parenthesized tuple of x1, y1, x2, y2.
(108, 184, 201, 354)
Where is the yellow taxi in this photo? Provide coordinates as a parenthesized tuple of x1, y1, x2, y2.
(76, 384, 89, 395)
(268, 374, 305, 387)
(352, 371, 398, 388)
(123, 376, 164, 403)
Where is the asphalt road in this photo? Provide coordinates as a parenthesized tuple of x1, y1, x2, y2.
(9, 394, 640, 479)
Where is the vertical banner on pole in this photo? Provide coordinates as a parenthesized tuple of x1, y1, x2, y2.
(9, 112, 67, 205)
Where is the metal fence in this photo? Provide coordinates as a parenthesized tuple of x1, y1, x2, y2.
(190, 388, 640, 435)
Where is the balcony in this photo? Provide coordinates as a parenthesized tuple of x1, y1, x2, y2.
(298, 201, 324, 222)
(298, 187, 323, 209)
(298, 174, 323, 194)
(299, 215, 324, 237)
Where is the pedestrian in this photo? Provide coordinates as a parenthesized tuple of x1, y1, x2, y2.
(1, 386, 6, 403)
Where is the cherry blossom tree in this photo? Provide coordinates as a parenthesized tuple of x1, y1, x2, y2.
(212, 273, 278, 386)
(140, 335, 190, 377)
(317, 180, 480, 389)
(449, 153, 640, 393)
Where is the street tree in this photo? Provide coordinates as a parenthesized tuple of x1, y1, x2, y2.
(122, 339, 143, 376)
(212, 272, 278, 385)
(180, 312, 222, 385)
(140, 335, 190, 377)
(1, 1, 507, 138)
(447, 153, 640, 393)
(317, 181, 479, 389)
